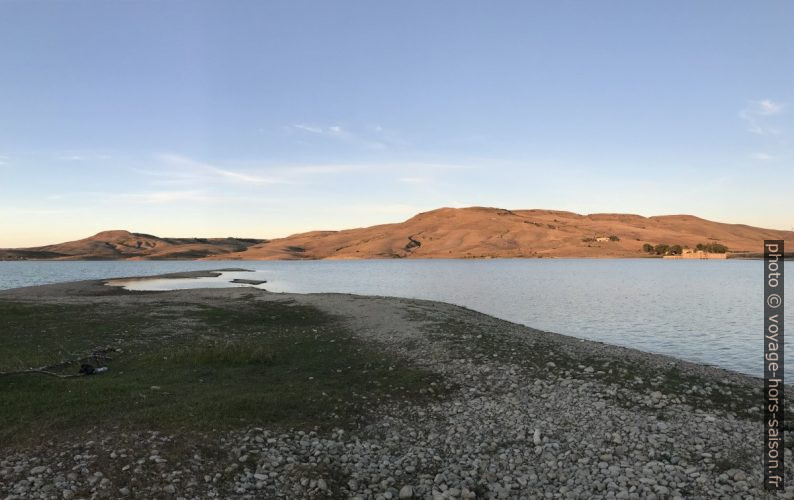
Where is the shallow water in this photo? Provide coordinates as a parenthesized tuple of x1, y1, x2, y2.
(0, 259, 786, 376)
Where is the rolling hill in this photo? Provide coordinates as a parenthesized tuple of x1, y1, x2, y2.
(208, 207, 793, 260)
(0, 231, 265, 260)
(2, 207, 791, 260)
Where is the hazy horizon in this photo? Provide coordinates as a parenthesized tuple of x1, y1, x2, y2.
(2, 1, 793, 247)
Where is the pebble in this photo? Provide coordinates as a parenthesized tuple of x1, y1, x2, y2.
(399, 485, 414, 498)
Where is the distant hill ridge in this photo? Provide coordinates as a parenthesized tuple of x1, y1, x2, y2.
(2, 207, 792, 260)
(0, 231, 266, 260)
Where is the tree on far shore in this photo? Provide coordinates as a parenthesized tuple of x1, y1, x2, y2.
(654, 244, 670, 255)
(696, 242, 728, 253)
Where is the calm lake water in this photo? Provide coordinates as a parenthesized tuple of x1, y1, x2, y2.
(0, 259, 786, 376)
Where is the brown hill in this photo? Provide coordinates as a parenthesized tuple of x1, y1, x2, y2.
(2, 207, 791, 260)
(0, 231, 265, 260)
(207, 207, 794, 260)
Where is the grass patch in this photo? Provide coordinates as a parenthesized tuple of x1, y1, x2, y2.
(164, 340, 275, 366)
(0, 302, 145, 372)
(0, 298, 441, 446)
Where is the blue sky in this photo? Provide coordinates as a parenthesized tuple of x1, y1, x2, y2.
(1, 1, 792, 246)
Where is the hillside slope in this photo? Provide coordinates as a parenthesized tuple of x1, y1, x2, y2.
(3, 207, 791, 260)
(207, 207, 794, 260)
(0, 231, 265, 260)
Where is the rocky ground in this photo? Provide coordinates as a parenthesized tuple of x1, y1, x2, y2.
(0, 276, 791, 499)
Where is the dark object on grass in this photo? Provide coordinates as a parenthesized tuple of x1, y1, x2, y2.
(0, 346, 112, 379)
(230, 278, 267, 285)
(0, 369, 79, 378)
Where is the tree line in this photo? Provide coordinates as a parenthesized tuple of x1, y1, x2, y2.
(642, 242, 728, 256)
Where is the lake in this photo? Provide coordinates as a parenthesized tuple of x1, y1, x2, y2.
(0, 259, 786, 376)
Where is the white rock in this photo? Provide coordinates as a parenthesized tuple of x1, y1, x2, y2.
(399, 485, 414, 498)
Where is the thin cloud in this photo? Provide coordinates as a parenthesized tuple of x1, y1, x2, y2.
(0, 207, 71, 216)
(415, 162, 475, 170)
(370, 124, 409, 146)
(45, 189, 282, 206)
(758, 99, 783, 115)
(149, 156, 369, 184)
(399, 176, 432, 184)
(134, 155, 477, 191)
(120, 190, 212, 204)
(56, 152, 113, 161)
(156, 154, 285, 185)
(46, 189, 217, 205)
(751, 152, 774, 161)
(292, 124, 344, 137)
(254, 161, 470, 177)
(293, 124, 325, 134)
(211, 167, 274, 184)
(287, 164, 361, 174)
(290, 124, 386, 150)
(740, 99, 785, 135)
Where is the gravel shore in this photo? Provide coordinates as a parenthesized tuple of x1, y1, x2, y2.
(0, 275, 790, 499)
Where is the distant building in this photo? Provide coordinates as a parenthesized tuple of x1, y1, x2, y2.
(664, 250, 727, 260)
(595, 236, 610, 242)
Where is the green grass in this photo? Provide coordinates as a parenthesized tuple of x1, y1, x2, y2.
(0, 302, 145, 372)
(0, 298, 441, 446)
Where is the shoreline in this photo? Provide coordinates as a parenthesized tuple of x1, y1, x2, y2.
(0, 272, 790, 498)
(0, 263, 767, 378)
(0, 270, 763, 382)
